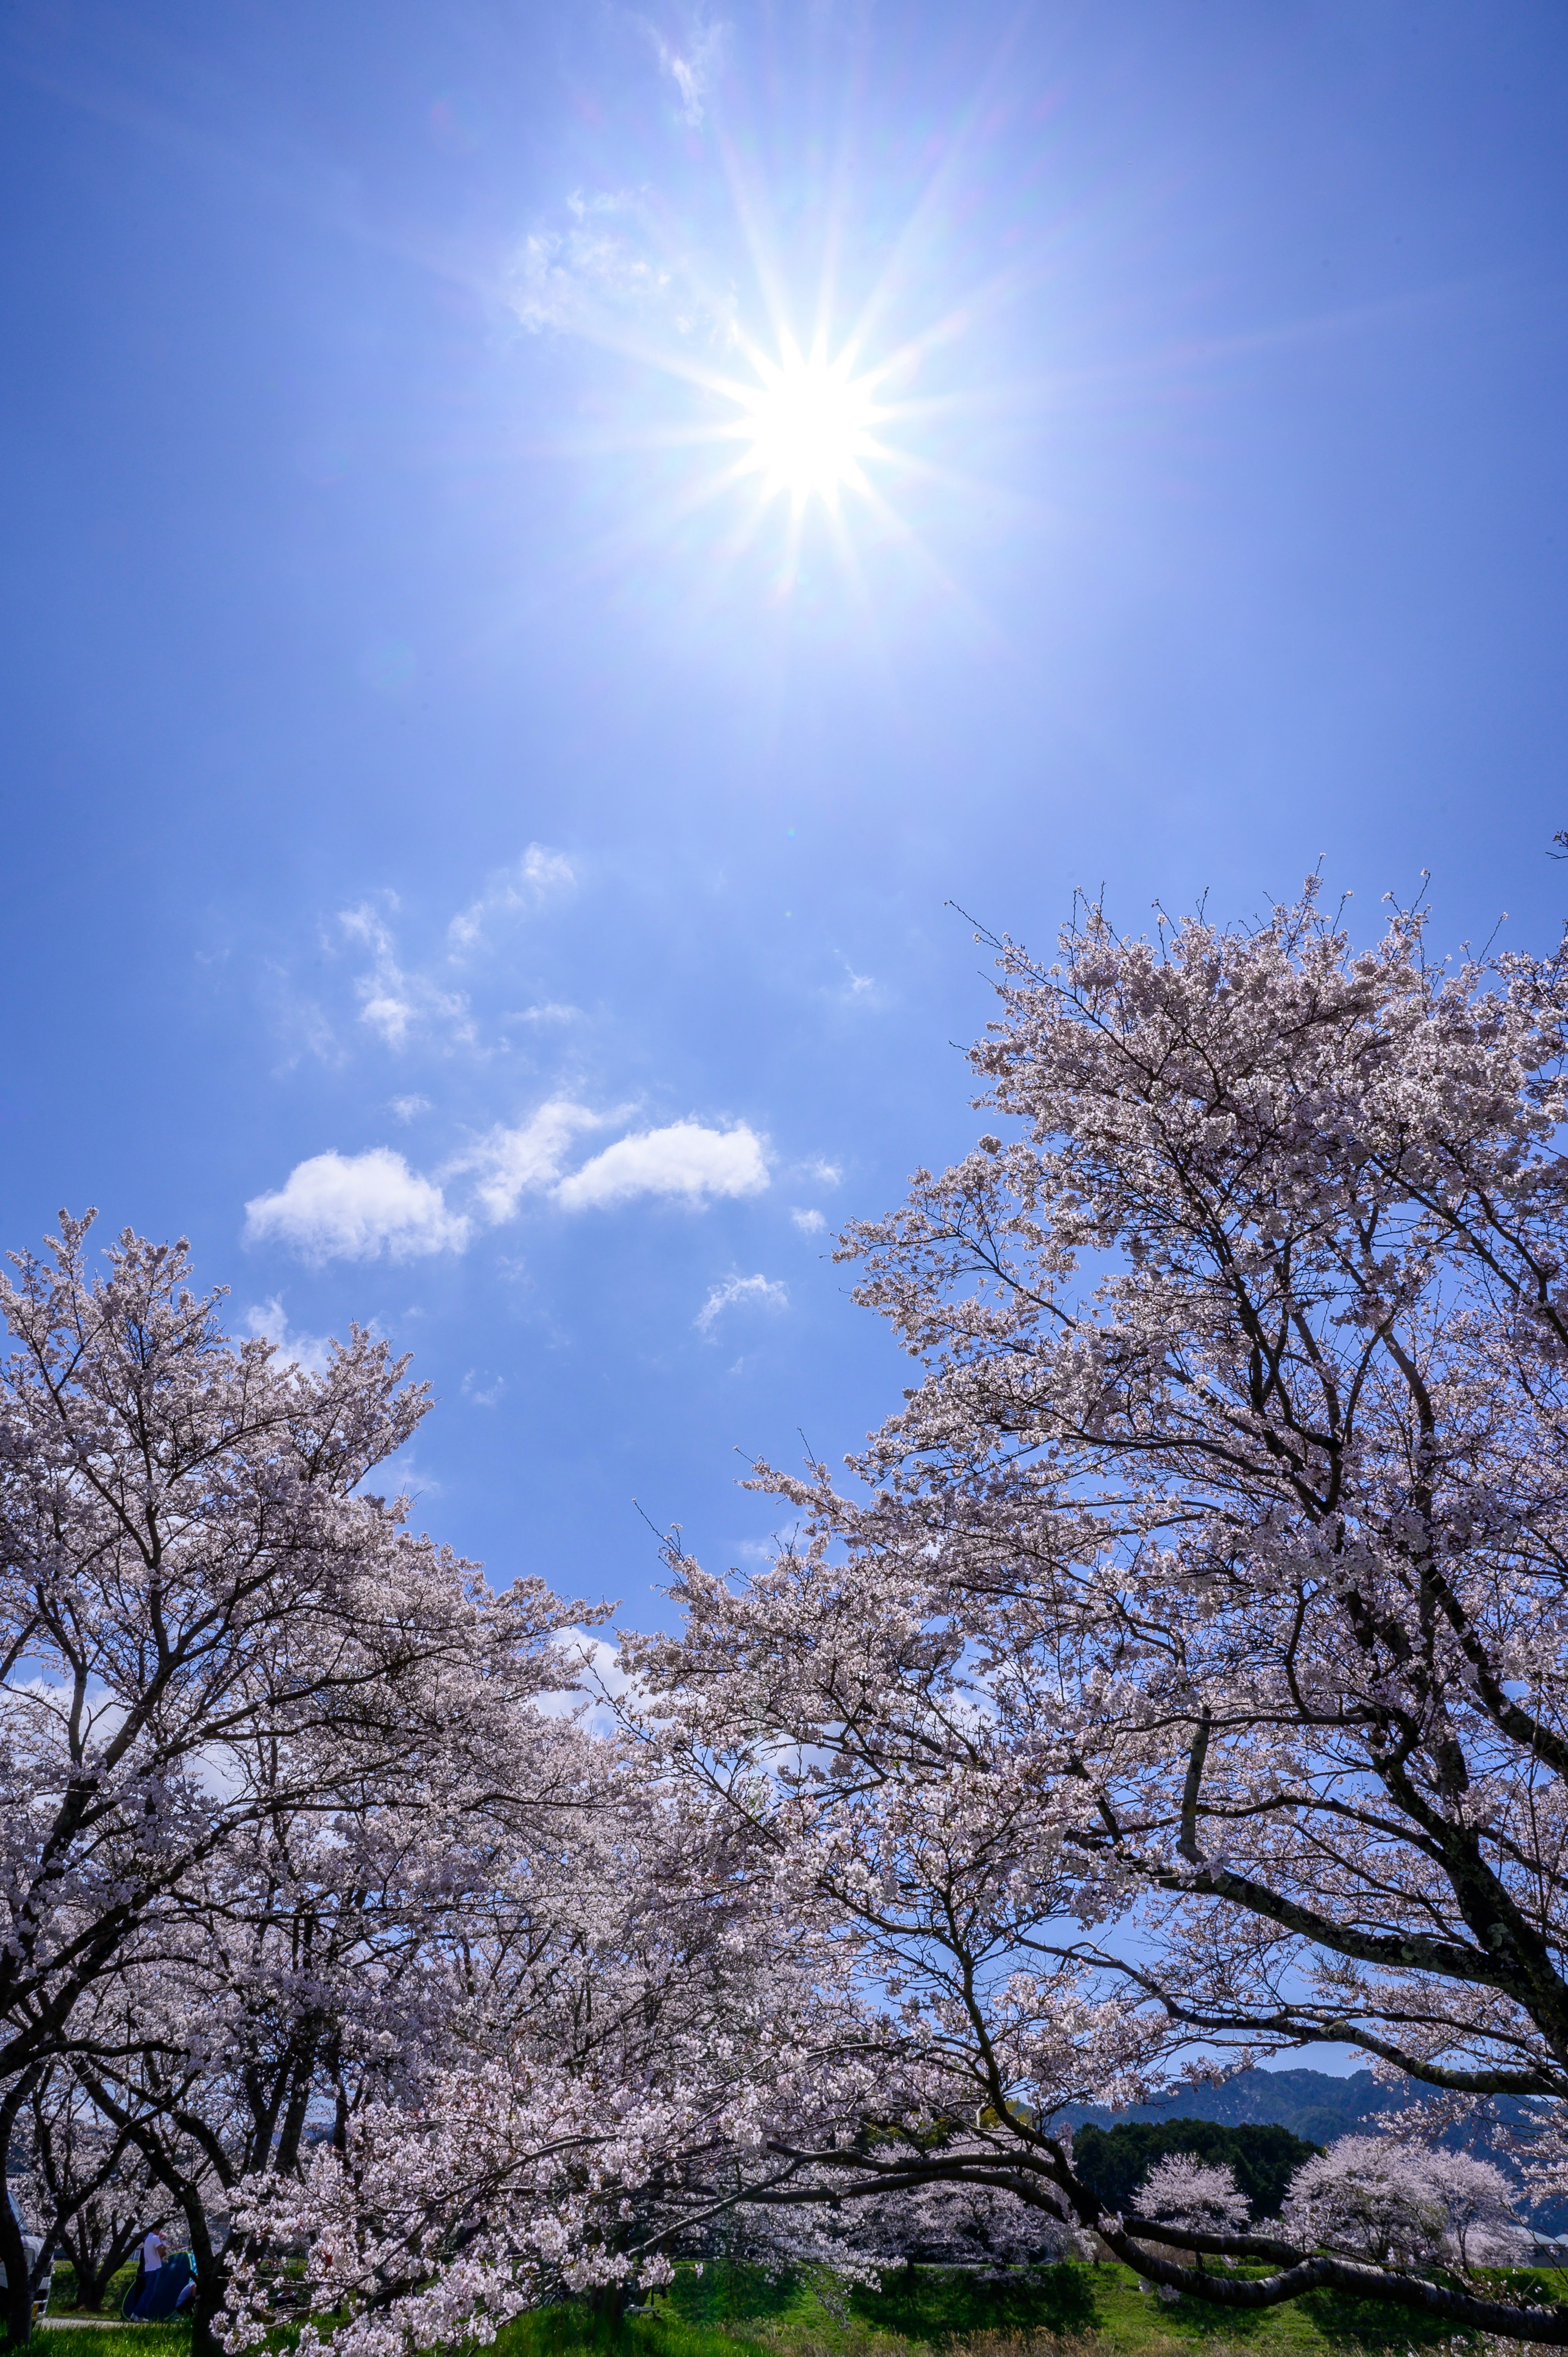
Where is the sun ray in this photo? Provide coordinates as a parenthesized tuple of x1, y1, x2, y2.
(713, 129, 803, 368)
(830, 14, 1033, 368)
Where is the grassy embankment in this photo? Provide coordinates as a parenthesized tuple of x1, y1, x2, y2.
(29, 2258, 1568, 2357)
(504, 2259, 1568, 2357)
(33, 2332, 191, 2357)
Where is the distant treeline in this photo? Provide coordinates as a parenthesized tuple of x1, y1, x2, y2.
(1072, 2119, 1322, 2221)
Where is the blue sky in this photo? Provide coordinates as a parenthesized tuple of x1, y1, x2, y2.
(2, 0, 1566, 1633)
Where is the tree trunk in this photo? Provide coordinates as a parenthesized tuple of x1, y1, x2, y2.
(73, 2263, 109, 2316)
(588, 2279, 628, 2344)
(187, 2263, 227, 2357)
(70, 2242, 134, 2316)
(178, 2182, 225, 2357)
(56, 2208, 141, 2315)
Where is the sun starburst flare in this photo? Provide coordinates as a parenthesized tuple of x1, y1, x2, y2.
(508, 162, 1012, 612)
(729, 339, 882, 506)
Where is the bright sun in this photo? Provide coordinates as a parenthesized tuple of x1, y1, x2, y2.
(736, 342, 879, 504)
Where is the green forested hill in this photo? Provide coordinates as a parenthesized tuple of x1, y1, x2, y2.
(1072, 2120, 1321, 2219)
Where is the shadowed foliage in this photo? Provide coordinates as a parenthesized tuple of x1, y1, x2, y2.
(1072, 2125, 1322, 2223)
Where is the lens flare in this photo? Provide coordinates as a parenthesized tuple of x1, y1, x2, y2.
(511, 161, 1006, 610)
(736, 341, 878, 504)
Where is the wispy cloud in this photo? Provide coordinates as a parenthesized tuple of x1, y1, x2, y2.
(505, 1001, 581, 1026)
(696, 1271, 788, 1336)
(341, 901, 473, 1051)
(448, 844, 576, 955)
(791, 1207, 826, 1234)
(461, 1369, 508, 1408)
(269, 987, 341, 1070)
(243, 1297, 334, 1376)
(452, 1100, 608, 1224)
(244, 1148, 470, 1263)
(643, 11, 728, 127)
(365, 1442, 443, 1502)
(302, 855, 579, 1058)
(505, 187, 737, 346)
(390, 1094, 431, 1122)
(557, 1120, 769, 1211)
(508, 194, 672, 334)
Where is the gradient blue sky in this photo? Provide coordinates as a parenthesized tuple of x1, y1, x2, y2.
(2, 0, 1566, 1632)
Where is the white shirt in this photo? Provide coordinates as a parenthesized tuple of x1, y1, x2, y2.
(141, 2233, 167, 2274)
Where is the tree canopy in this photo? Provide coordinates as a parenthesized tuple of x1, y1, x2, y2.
(15, 882, 1568, 2356)
(625, 883, 1568, 2339)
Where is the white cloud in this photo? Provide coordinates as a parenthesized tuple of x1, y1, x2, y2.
(247, 1109, 771, 1262)
(360, 995, 413, 1046)
(245, 1149, 470, 1264)
(645, 12, 727, 125)
(341, 902, 472, 1050)
(461, 1369, 508, 1408)
(802, 1156, 842, 1187)
(533, 1632, 633, 1731)
(696, 1271, 789, 1337)
(505, 188, 737, 347)
(339, 902, 397, 946)
(557, 1121, 769, 1211)
(451, 1100, 607, 1224)
(390, 1094, 431, 1122)
(363, 1442, 442, 1502)
(791, 1207, 827, 1234)
(243, 1298, 333, 1376)
(508, 202, 671, 334)
(448, 845, 576, 955)
(505, 1002, 581, 1026)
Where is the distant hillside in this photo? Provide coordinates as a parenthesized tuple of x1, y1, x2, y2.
(1066, 2069, 1568, 2234)
(1067, 2067, 1404, 2145)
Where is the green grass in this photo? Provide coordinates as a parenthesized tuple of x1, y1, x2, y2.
(489, 2259, 1555, 2357)
(19, 2256, 1568, 2357)
(29, 2331, 190, 2357)
(47, 2264, 140, 2319)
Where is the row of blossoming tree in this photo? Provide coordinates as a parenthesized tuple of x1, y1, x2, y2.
(8, 882, 1568, 2357)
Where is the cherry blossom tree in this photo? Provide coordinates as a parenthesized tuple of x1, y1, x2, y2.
(837, 2178, 1079, 2274)
(1129, 2155, 1250, 2299)
(1280, 2137, 1525, 2274)
(1136, 2154, 1249, 2242)
(0, 1215, 582, 2345)
(615, 883, 1568, 2339)
(220, 1763, 896, 2357)
(91, 1704, 617, 2354)
(21, 2065, 172, 2311)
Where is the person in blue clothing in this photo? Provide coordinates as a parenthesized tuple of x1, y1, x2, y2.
(124, 2230, 196, 2320)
